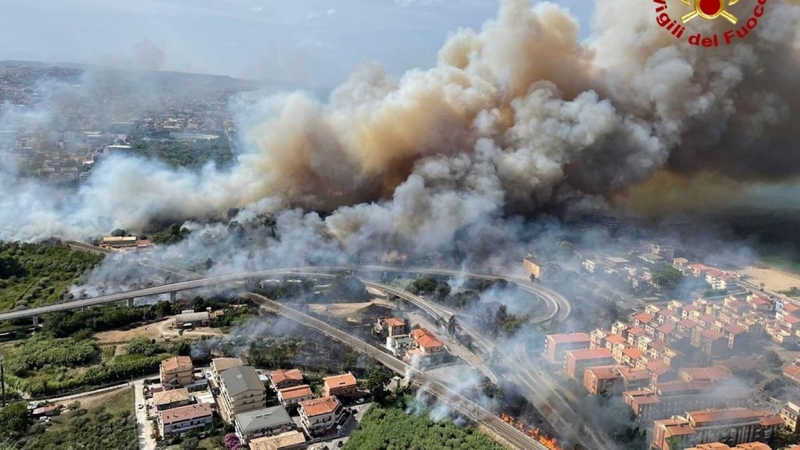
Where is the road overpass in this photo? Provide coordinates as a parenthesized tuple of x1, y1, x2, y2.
(0, 265, 569, 324)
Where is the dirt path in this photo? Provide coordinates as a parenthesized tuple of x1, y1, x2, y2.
(94, 317, 224, 345)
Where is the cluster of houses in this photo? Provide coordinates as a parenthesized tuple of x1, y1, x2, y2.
(376, 318, 445, 363)
(542, 287, 800, 449)
(149, 355, 360, 449)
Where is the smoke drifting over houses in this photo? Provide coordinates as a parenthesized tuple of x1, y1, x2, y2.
(1, 0, 800, 252)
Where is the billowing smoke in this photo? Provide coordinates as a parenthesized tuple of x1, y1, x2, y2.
(2, 0, 800, 252)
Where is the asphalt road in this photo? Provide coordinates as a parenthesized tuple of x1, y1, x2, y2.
(0, 265, 570, 324)
(248, 293, 548, 450)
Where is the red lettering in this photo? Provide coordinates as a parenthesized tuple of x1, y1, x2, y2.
(747, 17, 757, 29)
(755, 5, 764, 17)
(724, 30, 735, 45)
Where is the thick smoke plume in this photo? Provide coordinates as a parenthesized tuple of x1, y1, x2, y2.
(2, 0, 800, 252)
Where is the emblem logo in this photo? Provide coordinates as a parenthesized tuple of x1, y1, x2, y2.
(681, 0, 740, 25)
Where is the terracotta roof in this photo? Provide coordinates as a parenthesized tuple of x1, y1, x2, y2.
(633, 313, 654, 324)
(299, 396, 341, 417)
(271, 369, 304, 385)
(249, 430, 307, 450)
(212, 357, 244, 374)
(547, 333, 591, 344)
(723, 324, 747, 335)
(606, 335, 626, 345)
(384, 318, 405, 327)
(702, 329, 724, 340)
(417, 334, 444, 349)
(160, 403, 212, 425)
(657, 324, 674, 334)
(699, 314, 717, 324)
(689, 264, 709, 271)
(785, 315, 800, 324)
(736, 444, 773, 450)
(657, 309, 675, 317)
(760, 414, 785, 426)
(585, 366, 618, 380)
(687, 407, 775, 425)
(784, 364, 800, 382)
(323, 373, 357, 390)
(748, 296, 769, 306)
(706, 269, 724, 278)
(152, 388, 190, 406)
(410, 328, 432, 340)
(623, 347, 644, 360)
(566, 348, 613, 360)
(627, 327, 646, 337)
(657, 418, 695, 437)
(784, 303, 800, 313)
(679, 319, 697, 328)
(648, 341, 667, 352)
(646, 361, 672, 375)
(679, 366, 731, 382)
(278, 385, 312, 400)
(624, 390, 660, 405)
(161, 356, 192, 373)
(619, 367, 649, 381)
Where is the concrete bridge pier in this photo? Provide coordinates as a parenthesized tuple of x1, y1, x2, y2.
(32, 316, 38, 329)
(127, 298, 135, 308)
(170, 291, 177, 302)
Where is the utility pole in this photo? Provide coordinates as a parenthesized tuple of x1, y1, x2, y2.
(1, 356, 6, 407)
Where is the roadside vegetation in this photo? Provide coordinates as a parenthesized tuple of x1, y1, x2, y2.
(127, 136, 234, 170)
(344, 402, 505, 450)
(3, 331, 176, 397)
(0, 241, 104, 312)
(0, 387, 136, 449)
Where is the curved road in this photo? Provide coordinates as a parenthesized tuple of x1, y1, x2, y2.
(0, 265, 569, 323)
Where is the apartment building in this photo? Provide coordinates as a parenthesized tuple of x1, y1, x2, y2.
(269, 369, 304, 391)
(219, 366, 267, 422)
(685, 443, 771, 450)
(159, 403, 213, 439)
(160, 356, 194, 390)
(625, 378, 750, 425)
(545, 333, 591, 364)
(210, 357, 246, 387)
(651, 408, 783, 450)
(298, 396, 344, 436)
(780, 401, 800, 433)
(277, 385, 314, 408)
(235, 406, 294, 442)
(152, 388, 191, 411)
(248, 430, 306, 450)
(565, 348, 615, 380)
(323, 373, 358, 399)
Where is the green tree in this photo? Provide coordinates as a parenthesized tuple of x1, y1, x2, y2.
(434, 282, 451, 301)
(653, 265, 684, 291)
(667, 436, 686, 450)
(0, 403, 30, 439)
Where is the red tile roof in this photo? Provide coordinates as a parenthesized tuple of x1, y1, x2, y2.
(702, 329, 724, 340)
(784, 364, 800, 383)
(785, 315, 800, 325)
(723, 325, 747, 335)
(279, 385, 313, 400)
(679, 319, 697, 328)
(633, 313, 654, 324)
(160, 403, 212, 425)
(271, 369, 304, 385)
(679, 366, 731, 382)
(606, 335, 626, 345)
(161, 356, 192, 373)
(300, 396, 341, 417)
(417, 334, 444, 349)
(384, 318, 405, 327)
(657, 309, 675, 317)
(623, 347, 644, 360)
(585, 366, 618, 380)
(627, 327, 646, 337)
(646, 361, 672, 375)
(657, 324, 675, 334)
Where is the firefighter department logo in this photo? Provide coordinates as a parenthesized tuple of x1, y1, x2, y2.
(653, 0, 770, 47)
(681, 0, 739, 25)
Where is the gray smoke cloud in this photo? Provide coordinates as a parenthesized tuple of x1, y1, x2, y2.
(1, 0, 800, 257)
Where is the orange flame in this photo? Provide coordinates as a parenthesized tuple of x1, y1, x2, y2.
(500, 414, 563, 450)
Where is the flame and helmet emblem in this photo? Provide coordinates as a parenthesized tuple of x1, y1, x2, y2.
(681, 0, 739, 24)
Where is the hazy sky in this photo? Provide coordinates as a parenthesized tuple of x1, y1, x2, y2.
(0, 0, 594, 87)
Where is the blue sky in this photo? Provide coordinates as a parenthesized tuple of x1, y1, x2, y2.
(0, 0, 595, 86)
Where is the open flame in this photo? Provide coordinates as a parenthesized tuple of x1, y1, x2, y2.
(500, 414, 563, 450)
